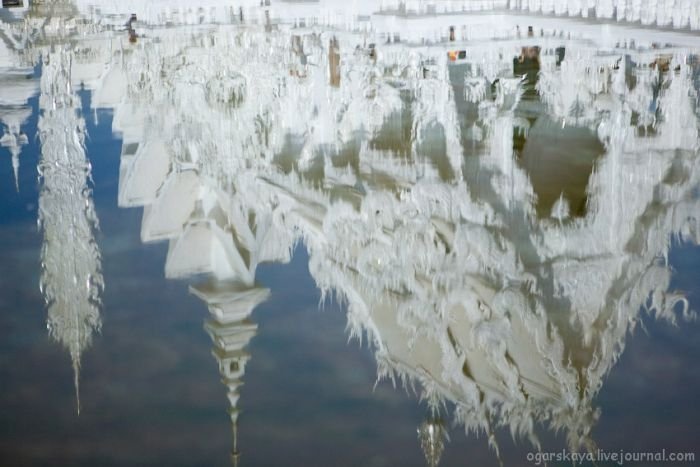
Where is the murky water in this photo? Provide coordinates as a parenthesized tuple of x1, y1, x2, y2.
(1, 2, 700, 466)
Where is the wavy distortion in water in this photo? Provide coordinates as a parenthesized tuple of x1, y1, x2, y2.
(1, 1, 699, 465)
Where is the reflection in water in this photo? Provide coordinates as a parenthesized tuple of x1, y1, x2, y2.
(1, 1, 700, 465)
(417, 416, 448, 467)
(0, 18, 35, 190)
(194, 282, 270, 466)
(109, 20, 699, 463)
(38, 47, 103, 414)
(0, 71, 31, 190)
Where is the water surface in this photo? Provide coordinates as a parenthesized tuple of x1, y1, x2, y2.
(1, 2, 700, 466)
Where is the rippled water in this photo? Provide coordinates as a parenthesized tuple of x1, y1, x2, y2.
(1, 2, 700, 466)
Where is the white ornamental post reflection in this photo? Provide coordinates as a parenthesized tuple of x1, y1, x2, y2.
(0, 70, 36, 192)
(38, 47, 103, 414)
(0, 115, 29, 191)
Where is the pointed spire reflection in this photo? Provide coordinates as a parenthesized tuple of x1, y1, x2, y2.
(192, 281, 270, 467)
(38, 48, 102, 414)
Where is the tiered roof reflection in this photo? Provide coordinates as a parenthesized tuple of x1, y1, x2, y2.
(2, 0, 700, 464)
(105, 13, 699, 464)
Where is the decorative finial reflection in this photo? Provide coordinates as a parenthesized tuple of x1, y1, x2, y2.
(417, 416, 448, 467)
(0, 124, 27, 191)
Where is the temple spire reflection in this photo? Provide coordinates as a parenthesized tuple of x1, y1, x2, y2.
(38, 47, 102, 414)
(192, 281, 270, 467)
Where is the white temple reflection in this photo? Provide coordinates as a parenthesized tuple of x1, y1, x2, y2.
(2, 0, 700, 465)
(104, 11, 699, 464)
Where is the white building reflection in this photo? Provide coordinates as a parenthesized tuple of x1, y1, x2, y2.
(2, 0, 700, 464)
(105, 12, 699, 464)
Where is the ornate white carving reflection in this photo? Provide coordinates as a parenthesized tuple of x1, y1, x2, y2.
(105, 18, 699, 463)
(38, 47, 103, 414)
(3, 1, 700, 464)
